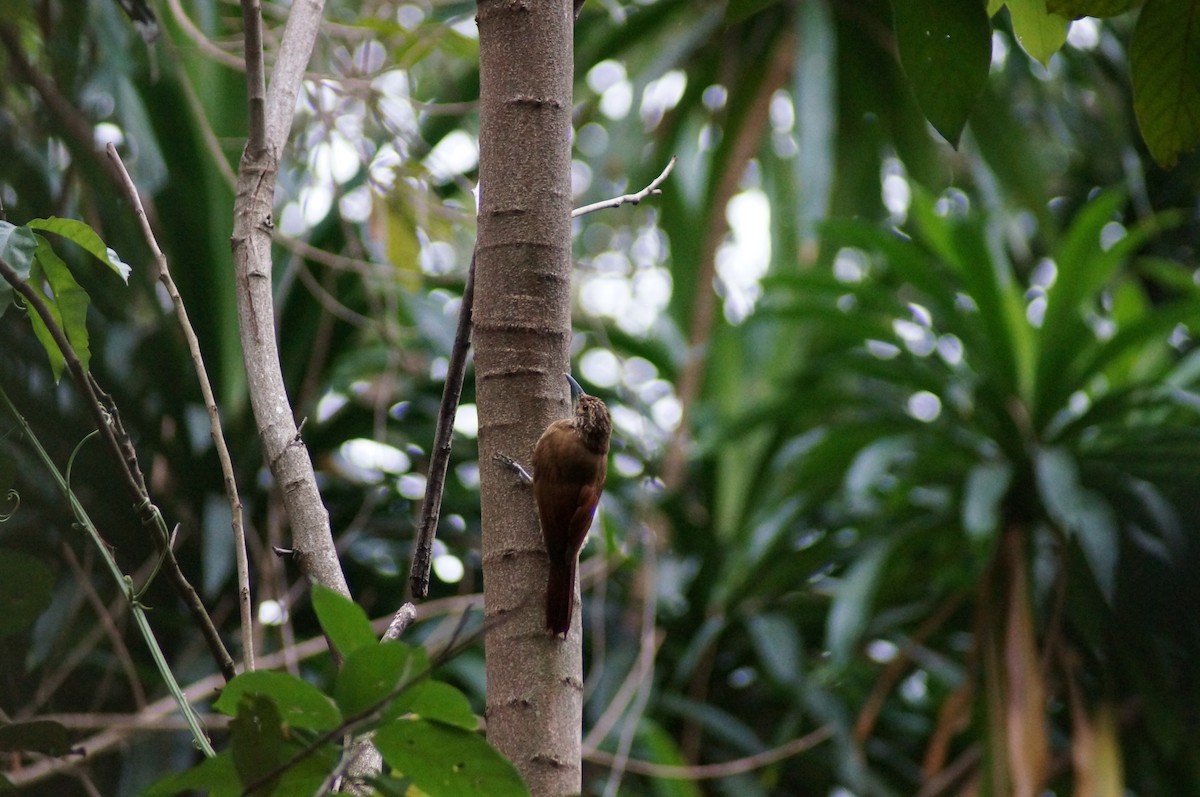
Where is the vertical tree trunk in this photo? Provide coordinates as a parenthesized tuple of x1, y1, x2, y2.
(474, 0, 578, 793)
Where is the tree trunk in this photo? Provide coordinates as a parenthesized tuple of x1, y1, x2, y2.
(474, 0, 578, 793)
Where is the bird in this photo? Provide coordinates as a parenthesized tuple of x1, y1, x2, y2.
(531, 374, 611, 637)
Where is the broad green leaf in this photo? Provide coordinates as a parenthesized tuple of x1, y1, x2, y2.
(375, 719, 528, 797)
(827, 540, 891, 665)
(229, 694, 284, 790)
(1035, 447, 1118, 601)
(334, 641, 428, 720)
(0, 551, 54, 636)
(1007, 0, 1071, 66)
(395, 680, 478, 730)
(139, 751, 240, 797)
(0, 720, 72, 755)
(892, 0, 992, 145)
(1047, 0, 1143, 17)
(1130, 0, 1200, 167)
(213, 670, 341, 731)
(0, 222, 38, 278)
(26, 217, 131, 282)
(0, 222, 38, 319)
(988, 0, 1006, 15)
(27, 236, 92, 381)
(311, 583, 377, 657)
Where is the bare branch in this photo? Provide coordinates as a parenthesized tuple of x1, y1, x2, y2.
(587, 724, 835, 780)
(409, 251, 475, 599)
(0, 256, 236, 682)
(572, 157, 677, 218)
(106, 143, 256, 673)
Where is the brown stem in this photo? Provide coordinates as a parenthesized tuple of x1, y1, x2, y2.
(0, 255, 237, 681)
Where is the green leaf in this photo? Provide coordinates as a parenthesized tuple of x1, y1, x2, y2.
(395, 680, 478, 730)
(375, 718, 528, 797)
(746, 613, 803, 686)
(0, 551, 54, 637)
(0, 720, 72, 756)
(726, 0, 780, 24)
(1035, 447, 1119, 601)
(138, 752, 240, 797)
(963, 460, 1012, 541)
(335, 641, 429, 720)
(213, 670, 342, 731)
(633, 720, 703, 797)
(0, 222, 38, 278)
(0, 222, 39, 319)
(827, 540, 891, 665)
(1007, 0, 1070, 66)
(1047, 0, 1144, 17)
(891, 0, 993, 145)
(230, 694, 285, 792)
(1130, 0, 1200, 168)
(27, 236, 92, 381)
(26, 217, 132, 282)
(311, 583, 377, 657)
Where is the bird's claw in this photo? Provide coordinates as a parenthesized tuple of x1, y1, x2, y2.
(493, 452, 533, 485)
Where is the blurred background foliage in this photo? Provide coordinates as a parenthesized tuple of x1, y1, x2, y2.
(1, 0, 1198, 794)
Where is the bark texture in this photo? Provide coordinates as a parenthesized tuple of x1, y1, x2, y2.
(474, 0, 579, 792)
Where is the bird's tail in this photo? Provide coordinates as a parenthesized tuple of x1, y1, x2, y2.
(545, 560, 577, 636)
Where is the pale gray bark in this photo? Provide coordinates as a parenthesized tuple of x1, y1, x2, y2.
(475, 0, 580, 793)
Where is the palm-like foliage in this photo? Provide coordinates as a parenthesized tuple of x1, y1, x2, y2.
(625, 188, 1200, 794)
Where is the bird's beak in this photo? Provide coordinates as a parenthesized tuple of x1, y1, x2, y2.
(565, 373, 584, 404)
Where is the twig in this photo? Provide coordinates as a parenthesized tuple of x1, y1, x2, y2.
(6, 591, 484, 789)
(598, 526, 660, 797)
(61, 544, 148, 710)
(409, 251, 475, 599)
(853, 592, 964, 742)
(586, 723, 834, 780)
(571, 157, 676, 218)
(0, 386, 216, 757)
(409, 158, 677, 599)
(0, 255, 236, 682)
(105, 144, 256, 673)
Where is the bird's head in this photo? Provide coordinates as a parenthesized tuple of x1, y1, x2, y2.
(564, 373, 611, 452)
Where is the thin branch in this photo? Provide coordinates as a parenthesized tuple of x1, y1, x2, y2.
(409, 158, 678, 599)
(106, 143, 255, 673)
(586, 723, 835, 780)
(6, 592, 483, 789)
(410, 250, 476, 599)
(0, 255, 236, 682)
(598, 526, 661, 797)
(853, 592, 964, 742)
(61, 544, 148, 710)
(583, 542, 659, 752)
(0, 387, 216, 756)
(571, 157, 676, 218)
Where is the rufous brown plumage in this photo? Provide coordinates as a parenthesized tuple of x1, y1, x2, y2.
(532, 374, 611, 636)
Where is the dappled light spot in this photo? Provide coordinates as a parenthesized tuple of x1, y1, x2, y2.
(453, 404, 478, 438)
(433, 554, 464, 584)
(257, 599, 288, 626)
(907, 390, 942, 422)
(337, 438, 412, 483)
(398, 473, 426, 500)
